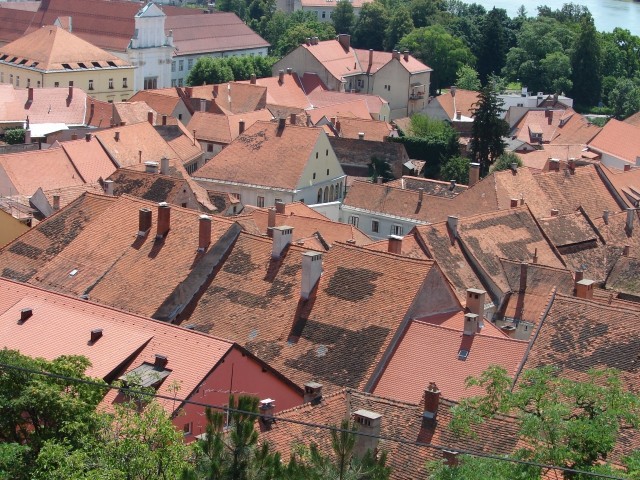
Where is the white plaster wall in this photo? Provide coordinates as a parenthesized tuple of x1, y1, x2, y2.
(339, 205, 422, 239)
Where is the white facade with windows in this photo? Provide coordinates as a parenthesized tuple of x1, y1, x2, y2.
(340, 204, 425, 240)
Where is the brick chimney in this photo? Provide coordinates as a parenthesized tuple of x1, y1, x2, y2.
(145, 161, 159, 174)
(52, 194, 60, 211)
(301, 251, 323, 299)
(423, 382, 440, 420)
(154, 354, 168, 368)
(466, 288, 486, 317)
(463, 312, 479, 335)
(278, 117, 286, 130)
(185, 86, 193, 98)
(278, 69, 285, 84)
(137, 208, 152, 236)
(104, 180, 114, 196)
(156, 202, 171, 239)
(549, 158, 560, 171)
(259, 398, 276, 425)
(510, 198, 518, 208)
(160, 157, 169, 175)
(392, 50, 400, 60)
(287, 67, 293, 75)
(162, 114, 167, 125)
(271, 226, 293, 258)
(71, 133, 78, 140)
(267, 207, 276, 237)
(275, 200, 285, 214)
(468, 162, 480, 187)
(624, 164, 631, 172)
(20, 307, 33, 322)
(250, 73, 256, 84)
(303, 381, 323, 404)
(335, 120, 341, 133)
(147, 111, 154, 124)
(68, 85, 73, 100)
(28, 87, 33, 102)
(520, 262, 528, 292)
(90, 328, 103, 343)
(568, 158, 576, 172)
(239, 119, 245, 135)
(213, 85, 219, 98)
(388, 235, 402, 254)
(290, 113, 297, 125)
(447, 215, 458, 238)
(403, 50, 409, 61)
(352, 409, 381, 459)
(575, 278, 594, 300)
(626, 207, 635, 234)
(85, 133, 92, 142)
(337, 33, 350, 51)
(198, 215, 212, 251)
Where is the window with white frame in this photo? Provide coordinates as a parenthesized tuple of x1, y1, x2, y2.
(390, 224, 404, 236)
(257, 196, 265, 207)
(371, 220, 379, 233)
(349, 215, 359, 227)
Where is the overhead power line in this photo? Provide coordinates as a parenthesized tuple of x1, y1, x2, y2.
(0, 361, 627, 480)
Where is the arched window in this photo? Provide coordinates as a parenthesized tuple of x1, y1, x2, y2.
(317, 188, 322, 203)
(323, 186, 329, 202)
(329, 185, 334, 201)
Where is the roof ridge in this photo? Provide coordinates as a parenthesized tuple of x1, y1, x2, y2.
(410, 318, 529, 344)
(554, 292, 640, 313)
(498, 257, 571, 274)
(331, 241, 435, 265)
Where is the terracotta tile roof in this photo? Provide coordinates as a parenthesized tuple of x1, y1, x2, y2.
(0, 147, 86, 196)
(515, 145, 592, 173)
(592, 210, 640, 260)
(192, 121, 325, 190)
(623, 111, 640, 127)
(183, 237, 437, 391)
(156, 122, 203, 164)
(0, 277, 237, 416)
(165, 12, 269, 57)
(373, 319, 527, 403)
(300, 72, 327, 94)
(512, 109, 600, 145)
(435, 89, 479, 120)
(598, 164, 640, 209)
(362, 230, 429, 259)
(532, 164, 622, 220)
(57, 136, 117, 183)
(307, 89, 388, 116)
(334, 116, 393, 141)
(244, 73, 312, 110)
(537, 210, 598, 249)
(0, 84, 89, 125)
(187, 82, 268, 114)
(244, 207, 372, 248)
(259, 389, 521, 480)
(329, 137, 409, 179)
(187, 109, 273, 144)
(113, 101, 158, 126)
(307, 100, 373, 124)
(85, 97, 113, 127)
(0, 25, 131, 71)
(386, 176, 468, 198)
(605, 256, 640, 299)
(127, 91, 183, 117)
(354, 48, 431, 75)
(41, 183, 105, 211)
(0, 5, 37, 45)
(588, 118, 640, 164)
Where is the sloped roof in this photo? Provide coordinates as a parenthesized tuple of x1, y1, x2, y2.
(307, 99, 373, 124)
(335, 116, 393, 141)
(0, 84, 92, 125)
(187, 109, 272, 144)
(435, 89, 479, 120)
(512, 109, 600, 145)
(166, 12, 269, 56)
(127, 91, 183, 117)
(57, 136, 117, 183)
(113, 101, 158, 126)
(245, 73, 312, 110)
(193, 82, 268, 114)
(259, 389, 521, 480)
(184, 236, 436, 391)
(307, 89, 388, 116)
(592, 210, 640, 259)
(588, 118, 640, 164)
(598, 164, 640, 209)
(0, 4, 38, 45)
(0, 277, 235, 416)
(605, 256, 640, 299)
(354, 48, 431, 75)
(0, 25, 130, 71)
(515, 144, 592, 172)
(363, 230, 430, 260)
(385, 176, 468, 198)
(193, 121, 325, 190)
(373, 317, 527, 403)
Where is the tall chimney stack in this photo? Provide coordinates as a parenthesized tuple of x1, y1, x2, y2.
(267, 207, 276, 237)
(104, 180, 114, 196)
(463, 312, 479, 335)
(388, 235, 402, 254)
(465, 288, 486, 318)
(575, 278, 594, 300)
(352, 410, 381, 459)
(447, 215, 458, 238)
(52, 194, 60, 211)
(271, 226, 293, 258)
(160, 157, 169, 175)
(156, 202, 171, 239)
(147, 111, 154, 125)
(468, 162, 480, 187)
(198, 215, 212, 251)
(278, 69, 285, 84)
(250, 73, 256, 84)
(301, 251, 323, 300)
(423, 382, 440, 420)
(275, 200, 285, 214)
(626, 208, 635, 234)
(239, 119, 245, 135)
(138, 208, 152, 236)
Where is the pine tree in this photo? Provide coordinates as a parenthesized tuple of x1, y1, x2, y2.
(470, 83, 509, 176)
(332, 0, 355, 35)
(476, 8, 507, 84)
(571, 16, 602, 107)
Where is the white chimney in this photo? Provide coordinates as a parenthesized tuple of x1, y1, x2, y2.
(104, 180, 114, 196)
(352, 409, 382, 459)
(301, 251, 323, 299)
(463, 312, 479, 335)
(145, 161, 159, 174)
(271, 226, 293, 258)
(303, 381, 323, 404)
(466, 288, 486, 318)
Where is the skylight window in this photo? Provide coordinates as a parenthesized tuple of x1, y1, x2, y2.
(19, 59, 27, 65)
(457, 349, 469, 361)
(78, 62, 87, 69)
(0, 55, 7, 61)
(91, 61, 101, 68)
(62, 63, 72, 70)
(107, 61, 117, 67)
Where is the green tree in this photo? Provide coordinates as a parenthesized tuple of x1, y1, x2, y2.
(540, 51, 572, 93)
(445, 366, 640, 477)
(469, 83, 508, 176)
(440, 155, 470, 184)
(187, 57, 234, 86)
(599, 28, 640, 80)
(271, 20, 336, 57)
(607, 78, 640, 120)
(332, 0, 355, 35)
(455, 65, 481, 91)
(352, 2, 389, 51)
(384, 6, 414, 51)
(409, 0, 444, 28)
(489, 152, 523, 173)
(368, 156, 395, 183)
(398, 25, 475, 94)
(4, 128, 25, 145)
(476, 8, 508, 84)
(571, 16, 601, 107)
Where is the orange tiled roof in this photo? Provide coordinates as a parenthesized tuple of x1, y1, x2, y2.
(0, 25, 131, 71)
(386, 176, 468, 198)
(588, 118, 640, 164)
(157, 121, 203, 165)
(0, 84, 90, 125)
(187, 109, 273, 144)
(515, 145, 592, 172)
(597, 164, 640, 208)
(512, 109, 600, 145)
(127, 91, 183, 117)
(335, 116, 393, 141)
(192, 121, 325, 190)
(592, 209, 640, 259)
(57, 136, 117, 183)
(307, 89, 388, 117)
(373, 318, 528, 403)
(435, 89, 479, 120)
(245, 73, 312, 110)
(354, 48, 431, 75)
(363, 230, 429, 259)
(183, 236, 437, 391)
(113, 101, 158, 126)
(307, 99, 373, 124)
(605, 256, 640, 299)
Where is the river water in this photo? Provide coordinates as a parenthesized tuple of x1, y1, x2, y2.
(466, 0, 640, 34)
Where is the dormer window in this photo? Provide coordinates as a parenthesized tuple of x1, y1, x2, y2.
(119, 357, 171, 390)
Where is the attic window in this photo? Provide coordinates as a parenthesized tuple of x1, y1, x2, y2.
(78, 62, 87, 69)
(107, 61, 117, 67)
(119, 362, 171, 389)
(30, 62, 38, 68)
(69, 269, 78, 277)
(9, 57, 17, 63)
(62, 63, 72, 70)
(457, 349, 469, 361)
(19, 59, 27, 65)
(92, 61, 101, 68)
(0, 55, 7, 61)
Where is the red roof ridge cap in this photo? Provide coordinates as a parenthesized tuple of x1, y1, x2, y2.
(411, 318, 529, 343)
(331, 241, 435, 264)
(498, 257, 570, 274)
(553, 292, 640, 313)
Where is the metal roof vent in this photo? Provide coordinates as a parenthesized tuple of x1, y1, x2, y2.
(90, 328, 103, 343)
(19, 308, 33, 323)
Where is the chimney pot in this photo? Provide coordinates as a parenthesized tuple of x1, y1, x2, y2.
(198, 215, 212, 251)
(623, 244, 630, 256)
(463, 312, 479, 335)
(301, 251, 323, 299)
(138, 208, 152, 236)
(156, 202, 171, 239)
(154, 354, 168, 368)
(52, 194, 60, 211)
(388, 235, 403, 254)
(465, 288, 486, 318)
(85, 133, 92, 142)
(68, 85, 73, 99)
(239, 119, 246, 135)
(358, 132, 365, 140)
(551, 209, 559, 217)
(575, 279, 594, 300)
(104, 180, 114, 196)
(20, 307, 33, 322)
(278, 69, 285, 84)
(468, 162, 480, 187)
(278, 117, 286, 130)
(510, 198, 518, 208)
(423, 382, 440, 420)
(160, 157, 169, 175)
(28, 87, 33, 102)
(147, 111, 154, 124)
(271, 226, 293, 258)
(603, 210, 609, 224)
(90, 328, 103, 343)
(303, 381, 323, 404)
(447, 215, 458, 238)
(275, 200, 285, 214)
(403, 50, 409, 61)
(250, 73, 256, 84)
(267, 207, 276, 237)
(114, 131, 120, 141)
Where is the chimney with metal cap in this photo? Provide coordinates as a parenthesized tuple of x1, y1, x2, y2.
(301, 251, 323, 299)
(138, 208, 152, 236)
(104, 180, 114, 196)
(145, 161, 159, 174)
(271, 226, 293, 258)
(198, 215, 212, 251)
(156, 202, 171, 239)
(52, 194, 60, 211)
(90, 328, 103, 343)
(286, 67, 292, 75)
(160, 157, 169, 175)
(468, 162, 480, 186)
(442, 450, 459, 467)
(423, 382, 440, 420)
(259, 398, 276, 424)
(388, 235, 402, 254)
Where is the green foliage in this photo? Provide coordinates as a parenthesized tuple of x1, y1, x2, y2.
(537, 2, 591, 24)
(260, 11, 335, 57)
(368, 156, 395, 183)
(607, 78, 640, 120)
(352, 2, 389, 51)
(186, 55, 277, 86)
(455, 65, 480, 91)
(427, 454, 540, 479)
(4, 128, 25, 145)
(470, 83, 509, 176)
(599, 28, 640, 80)
(440, 155, 470, 184)
(448, 366, 640, 476)
(540, 51, 573, 94)
(489, 152, 523, 173)
(571, 15, 601, 107)
(332, 0, 355, 35)
(398, 25, 475, 94)
(409, 0, 445, 28)
(384, 6, 414, 51)
(476, 8, 508, 84)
